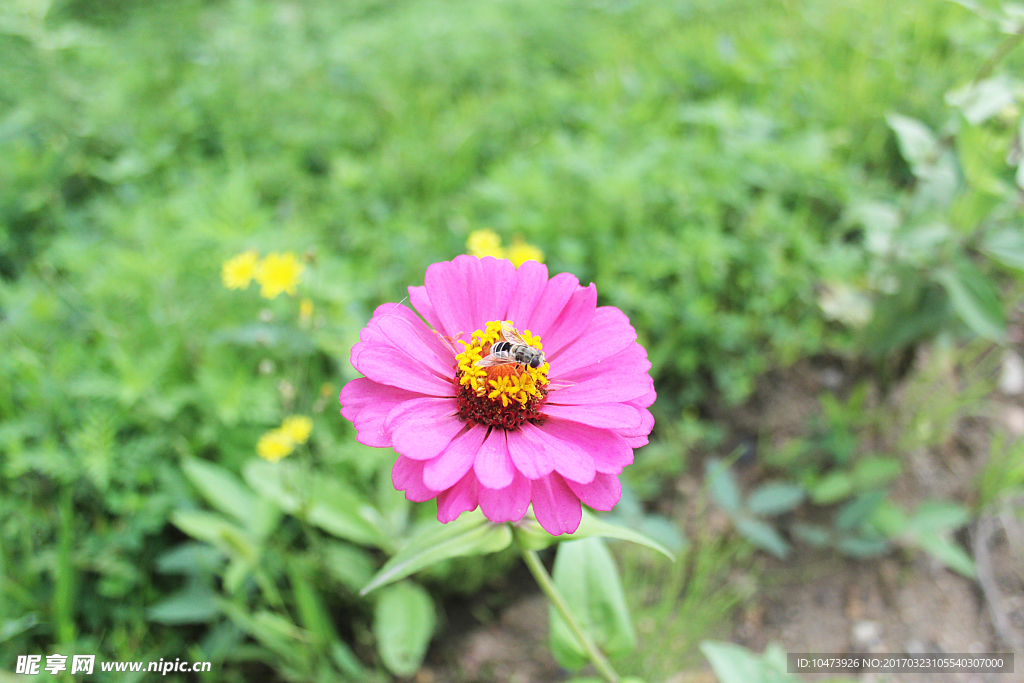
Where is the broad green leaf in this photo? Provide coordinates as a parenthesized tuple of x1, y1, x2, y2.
(706, 458, 741, 512)
(835, 535, 888, 558)
(946, 76, 1018, 124)
(870, 500, 908, 537)
(852, 457, 901, 488)
(904, 501, 970, 535)
(700, 640, 795, 683)
(373, 582, 436, 677)
(361, 511, 511, 595)
(155, 542, 226, 575)
(567, 509, 676, 560)
(244, 459, 391, 549)
(147, 583, 220, 624)
(981, 227, 1024, 270)
(734, 517, 790, 559)
(746, 482, 804, 516)
(835, 491, 885, 531)
(915, 533, 977, 578)
(810, 472, 854, 504)
(181, 457, 257, 525)
(323, 542, 377, 593)
(937, 263, 1006, 341)
(886, 113, 939, 176)
(0, 614, 39, 644)
(170, 510, 256, 563)
(550, 538, 636, 670)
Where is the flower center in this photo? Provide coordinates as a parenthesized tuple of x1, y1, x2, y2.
(453, 320, 549, 430)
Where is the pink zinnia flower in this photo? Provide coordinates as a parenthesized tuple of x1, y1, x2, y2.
(339, 256, 655, 535)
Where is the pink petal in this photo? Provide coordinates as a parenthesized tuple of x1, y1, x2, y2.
(547, 367, 654, 405)
(473, 429, 515, 490)
(534, 418, 598, 484)
(339, 378, 419, 422)
(385, 398, 465, 461)
(613, 408, 654, 437)
(368, 303, 456, 373)
(436, 471, 480, 523)
(522, 272, 579, 338)
(539, 283, 597, 358)
(628, 386, 657, 409)
(423, 424, 488, 491)
(552, 341, 651, 383)
(548, 307, 637, 373)
(623, 435, 649, 448)
(454, 255, 517, 331)
(424, 260, 474, 343)
(566, 472, 622, 511)
(505, 261, 550, 331)
(353, 344, 457, 396)
(541, 403, 643, 430)
(537, 418, 635, 475)
(340, 379, 422, 447)
(392, 457, 438, 502)
(506, 423, 556, 479)
(531, 474, 582, 535)
(479, 471, 531, 523)
(408, 285, 446, 335)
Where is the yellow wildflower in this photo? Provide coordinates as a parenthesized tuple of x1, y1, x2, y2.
(466, 230, 506, 259)
(221, 250, 259, 290)
(281, 415, 313, 444)
(255, 252, 304, 299)
(256, 428, 294, 462)
(507, 237, 544, 267)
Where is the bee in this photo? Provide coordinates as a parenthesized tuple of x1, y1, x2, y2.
(475, 321, 545, 370)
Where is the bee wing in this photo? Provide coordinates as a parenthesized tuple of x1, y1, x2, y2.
(474, 354, 517, 368)
(500, 320, 529, 346)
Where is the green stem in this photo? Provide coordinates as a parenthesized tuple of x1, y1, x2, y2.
(517, 541, 621, 683)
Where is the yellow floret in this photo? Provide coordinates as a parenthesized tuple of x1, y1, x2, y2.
(454, 320, 549, 406)
(222, 250, 259, 290)
(255, 252, 305, 299)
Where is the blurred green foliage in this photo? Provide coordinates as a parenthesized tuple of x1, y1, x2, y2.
(2, 0, 1023, 679)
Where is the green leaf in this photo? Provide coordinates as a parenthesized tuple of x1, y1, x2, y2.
(835, 535, 888, 558)
(734, 517, 790, 558)
(706, 458, 742, 512)
(170, 510, 257, 563)
(155, 542, 226, 575)
(360, 511, 512, 595)
(181, 457, 257, 524)
(700, 640, 796, 683)
(373, 582, 436, 677)
(244, 459, 391, 549)
(852, 457, 901, 488)
(567, 509, 676, 560)
(886, 113, 939, 176)
(810, 472, 854, 504)
(835, 491, 886, 531)
(937, 263, 1006, 341)
(323, 542, 377, 593)
(981, 227, 1024, 270)
(147, 583, 220, 624)
(915, 533, 977, 578)
(550, 538, 636, 670)
(946, 76, 1018, 124)
(746, 482, 804, 516)
(904, 501, 970, 535)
